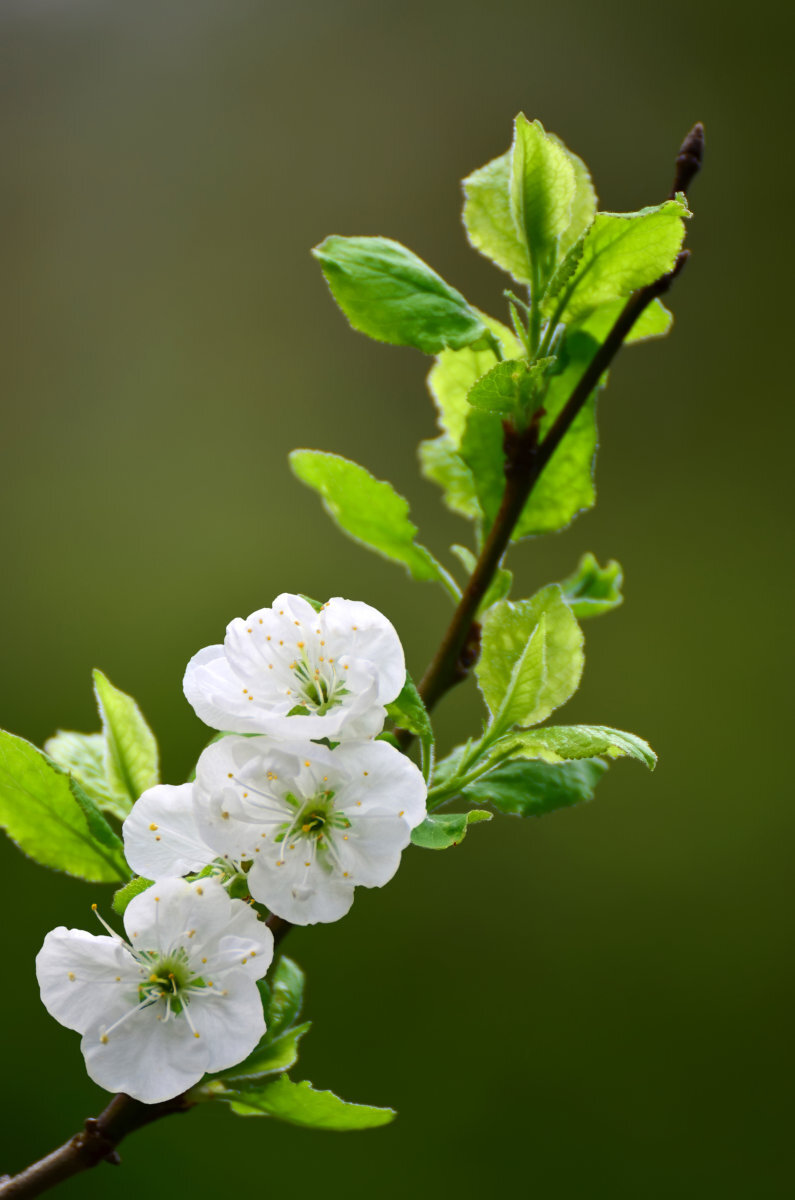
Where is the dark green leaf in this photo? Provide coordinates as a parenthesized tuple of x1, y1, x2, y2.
(386, 674, 432, 741)
(410, 809, 492, 849)
(266, 957, 305, 1038)
(463, 758, 607, 817)
(312, 235, 488, 354)
(215, 1023, 312, 1084)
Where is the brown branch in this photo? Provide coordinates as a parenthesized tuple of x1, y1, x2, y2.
(0, 1093, 192, 1199)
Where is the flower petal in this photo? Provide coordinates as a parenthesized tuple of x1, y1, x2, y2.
(248, 853, 355, 925)
(333, 740, 427, 828)
(321, 598, 405, 703)
(81, 1002, 209, 1103)
(189, 969, 266, 1073)
(36, 928, 140, 1034)
(122, 783, 215, 878)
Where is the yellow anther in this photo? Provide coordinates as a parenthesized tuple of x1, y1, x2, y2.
(399, 810, 405, 817)
(266, 635, 271, 641)
(302, 824, 312, 833)
(304, 861, 311, 867)
(207, 981, 214, 987)
(242, 688, 248, 694)
(363, 771, 368, 777)
(101, 1034, 109, 1044)
(352, 625, 358, 630)
(149, 823, 158, 831)
(222, 811, 229, 820)
(194, 1032, 200, 1038)
(201, 957, 207, 964)
(68, 972, 75, 981)
(343, 871, 350, 877)
(154, 896, 160, 902)
(250, 951, 257, 957)
(115, 976, 121, 982)
(188, 930, 196, 938)
(289, 662, 296, 669)
(241, 957, 248, 965)
(150, 973, 159, 982)
(227, 773, 233, 779)
(196, 887, 204, 895)
(155, 836, 161, 842)
(247, 628, 252, 633)
(294, 621, 300, 626)
(91, 903, 98, 911)
(297, 641, 304, 648)
(304, 760, 311, 767)
(343, 834, 349, 841)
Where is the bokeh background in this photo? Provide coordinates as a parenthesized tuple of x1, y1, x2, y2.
(1, 1, 792, 1196)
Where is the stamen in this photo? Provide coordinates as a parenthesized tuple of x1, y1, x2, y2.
(91, 903, 124, 941)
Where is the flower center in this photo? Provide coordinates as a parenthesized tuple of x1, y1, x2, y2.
(289, 650, 348, 715)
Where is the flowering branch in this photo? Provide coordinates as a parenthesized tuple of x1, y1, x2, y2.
(0, 119, 702, 1200)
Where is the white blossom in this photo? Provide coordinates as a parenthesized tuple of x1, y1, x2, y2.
(123, 783, 216, 880)
(191, 736, 427, 924)
(126, 738, 427, 925)
(183, 594, 405, 742)
(36, 878, 273, 1104)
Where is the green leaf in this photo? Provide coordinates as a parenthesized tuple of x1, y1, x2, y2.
(462, 149, 531, 283)
(418, 435, 481, 522)
(450, 545, 512, 613)
(266, 956, 305, 1039)
(477, 587, 584, 732)
(386, 674, 432, 742)
(43, 730, 121, 816)
(112, 875, 153, 915)
(67, 777, 126, 853)
(467, 356, 555, 417)
(510, 115, 576, 289)
(543, 198, 690, 323)
(427, 316, 521, 444)
(458, 410, 506, 533)
(499, 725, 656, 770)
(289, 450, 448, 586)
(216, 1023, 312, 1083)
(217, 1075, 395, 1130)
(410, 809, 492, 849)
(559, 553, 623, 618)
(462, 758, 607, 817)
(312, 235, 488, 354)
(93, 670, 159, 814)
(553, 136, 597, 258)
(512, 330, 600, 538)
(0, 730, 126, 881)
(577, 296, 673, 345)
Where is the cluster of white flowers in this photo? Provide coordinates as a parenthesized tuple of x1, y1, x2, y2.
(37, 594, 426, 1102)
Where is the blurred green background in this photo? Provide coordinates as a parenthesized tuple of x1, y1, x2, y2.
(1, 1, 791, 1196)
